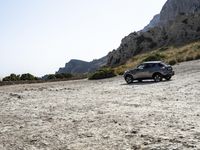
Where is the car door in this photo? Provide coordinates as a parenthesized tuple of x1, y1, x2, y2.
(145, 63, 157, 78)
(134, 64, 147, 79)
(141, 64, 153, 78)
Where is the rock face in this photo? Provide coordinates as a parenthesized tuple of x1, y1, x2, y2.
(160, 0, 200, 24)
(144, 0, 200, 31)
(57, 56, 107, 74)
(107, 0, 200, 66)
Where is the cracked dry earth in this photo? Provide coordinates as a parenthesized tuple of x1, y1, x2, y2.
(0, 60, 200, 150)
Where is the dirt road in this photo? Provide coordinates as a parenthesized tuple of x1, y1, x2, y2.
(0, 60, 200, 150)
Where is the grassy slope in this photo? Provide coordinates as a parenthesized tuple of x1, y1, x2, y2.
(114, 41, 200, 75)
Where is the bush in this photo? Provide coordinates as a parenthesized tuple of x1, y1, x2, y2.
(55, 73, 73, 79)
(194, 54, 200, 60)
(143, 53, 166, 62)
(46, 73, 73, 80)
(168, 59, 177, 65)
(47, 74, 57, 80)
(176, 56, 185, 63)
(3, 73, 37, 81)
(20, 73, 36, 81)
(185, 56, 194, 62)
(88, 67, 116, 80)
(3, 73, 20, 81)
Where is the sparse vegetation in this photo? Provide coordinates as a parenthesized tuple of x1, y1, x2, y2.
(159, 47, 169, 51)
(88, 67, 116, 80)
(114, 41, 200, 74)
(168, 59, 177, 65)
(0, 73, 86, 86)
(3, 73, 37, 81)
(185, 56, 194, 62)
(46, 73, 73, 80)
(143, 53, 166, 62)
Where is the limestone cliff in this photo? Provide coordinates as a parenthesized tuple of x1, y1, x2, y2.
(107, 0, 200, 66)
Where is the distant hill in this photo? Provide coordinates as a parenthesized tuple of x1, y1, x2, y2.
(56, 56, 107, 74)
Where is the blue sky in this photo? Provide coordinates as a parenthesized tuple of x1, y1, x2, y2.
(0, 0, 167, 77)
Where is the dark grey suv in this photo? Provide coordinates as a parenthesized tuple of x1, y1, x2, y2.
(123, 61, 174, 84)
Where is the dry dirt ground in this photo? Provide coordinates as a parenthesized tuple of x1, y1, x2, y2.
(0, 60, 200, 150)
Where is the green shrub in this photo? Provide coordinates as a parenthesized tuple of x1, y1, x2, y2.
(168, 59, 177, 65)
(88, 67, 116, 80)
(47, 74, 56, 80)
(3, 73, 37, 81)
(20, 73, 36, 81)
(143, 53, 166, 62)
(46, 73, 73, 80)
(60, 73, 73, 79)
(3, 73, 20, 81)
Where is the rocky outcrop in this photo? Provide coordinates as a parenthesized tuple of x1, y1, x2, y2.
(57, 56, 107, 74)
(160, 0, 200, 24)
(107, 0, 200, 66)
(143, 0, 200, 31)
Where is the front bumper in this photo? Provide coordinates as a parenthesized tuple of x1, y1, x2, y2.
(164, 71, 175, 77)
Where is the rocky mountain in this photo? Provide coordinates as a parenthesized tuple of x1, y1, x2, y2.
(57, 0, 200, 74)
(107, 0, 200, 66)
(57, 56, 107, 74)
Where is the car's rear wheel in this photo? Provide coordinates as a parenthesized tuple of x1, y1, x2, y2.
(165, 76, 171, 81)
(153, 73, 163, 82)
(125, 75, 134, 84)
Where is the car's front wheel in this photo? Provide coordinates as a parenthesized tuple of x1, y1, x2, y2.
(125, 75, 134, 84)
(153, 73, 163, 82)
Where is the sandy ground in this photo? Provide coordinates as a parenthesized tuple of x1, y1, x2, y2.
(0, 60, 200, 150)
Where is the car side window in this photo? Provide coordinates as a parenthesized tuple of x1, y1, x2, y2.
(137, 64, 145, 69)
(157, 63, 164, 68)
(144, 64, 152, 69)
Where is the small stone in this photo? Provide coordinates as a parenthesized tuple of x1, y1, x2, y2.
(131, 130, 138, 134)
